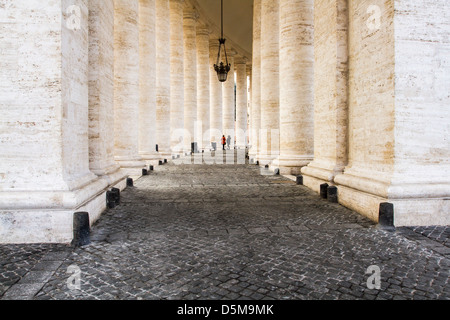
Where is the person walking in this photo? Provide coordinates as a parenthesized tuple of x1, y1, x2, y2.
(221, 135, 227, 150)
(227, 135, 232, 150)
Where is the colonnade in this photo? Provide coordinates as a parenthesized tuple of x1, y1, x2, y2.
(1, 0, 449, 244)
(0, 0, 250, 243)
(249, 0, 450, 227)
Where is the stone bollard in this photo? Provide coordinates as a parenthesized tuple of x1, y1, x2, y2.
(127, 178, 134, 187)
(106, 190, 116, 209)
(111, 188, 120, 205)
(73, 212, 90, 247)
(327, 186, 338, 203)
(378, 202, 395, 231)
(320, 183, 329, 199)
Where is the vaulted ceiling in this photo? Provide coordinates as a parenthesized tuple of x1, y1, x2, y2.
(193, 0, 254, 59)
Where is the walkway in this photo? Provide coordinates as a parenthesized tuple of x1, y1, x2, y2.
(1, 152, 449, 300)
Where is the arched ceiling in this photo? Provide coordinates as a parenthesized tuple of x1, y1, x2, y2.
(193, 0, 253, 59)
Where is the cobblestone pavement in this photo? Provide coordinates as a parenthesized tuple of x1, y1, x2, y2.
(1, 152, 449, 300)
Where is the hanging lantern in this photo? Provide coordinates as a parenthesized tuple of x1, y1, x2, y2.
(214, 0, 231, 83)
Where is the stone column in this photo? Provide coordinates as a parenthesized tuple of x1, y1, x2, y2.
(301, 0, 348, 191)
(114, 0, 146, 175)
(250, 0, 262, 162)
(0, 0, 106, 243)
(196, 24, 211, 151)
(276, 0, 314, 175)
(169, 0, 185, 156)
(139, 0, 160, 164)
(155, 0, 172, 158)
(89, 0, 126, 185)
(235, 56, 248, 149)
(247, 65, 253, 149)
(222, 50, 236, 149)
(183, 4, 198, 153)
(333, 0, 450, 226)
(259, 0, 280, 164)
(209, 39, 223, 149)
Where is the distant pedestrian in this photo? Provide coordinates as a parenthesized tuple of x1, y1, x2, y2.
(222, 135, 226, 150)
(227, 135, 232, 150)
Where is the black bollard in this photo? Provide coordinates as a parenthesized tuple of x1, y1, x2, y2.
(111, 188, 120, 205)
(296, 175, 303, 185)
(149, 165, 154, 171)
(73, 212, 90, 247)
(159, 160, 163, 166)
(142, 168, 148, 176)
(127, 178, 134, 187)
(106, 191, 116, 209)
(320, 183, 329, 199)
(327, 186, 338, 203)
(378, 203, 395, 231)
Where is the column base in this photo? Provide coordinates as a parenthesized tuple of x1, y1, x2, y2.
(334, 172, 450, 227)
(140, 152, 162, 167)
(115, 158, 147, 177)
(0, 175, 127, 244)
(274, 155, 313, 175)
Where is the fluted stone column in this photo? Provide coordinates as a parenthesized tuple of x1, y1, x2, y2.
(0, 0, 106, 243)
(209, 39, 223, 148)
(169, 0, 185, 155)
(114, 0, 146, 175)
(250, 0, 262, 161)
(276, 0, 314, 175)
(222, 50, 236, 149)
(196, 24, 211, 151)
(301, 0, 348, 191)
(235, 56, 248, 149)
(247, 65, 253, 149)
(156, 0, 172, 158)
(139, 0, 160, 164)
(89, 0, 125, 185)
(183, 5, 198, 153)
(259, 0, 280, 164)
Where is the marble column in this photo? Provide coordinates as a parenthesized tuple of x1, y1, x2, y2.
(183, 4, 198, 153)
(209, 39, 223, 148)
(169, 0, 185, 155)
(301, 0, 348, 191)
(114, 0, 146, 175)
(235, 56, 248, 149)
(196, 24, 211, 151)
(276, 0, 314, 175)
(333, 0, 450, 226)
(222, 50, 236, 149)
(247, 65, 253, 149)
(0, 0, 106, 243)
(139, 0, 160, 164)
(259, 0, 280, 164)
(89, 0, 125, 185)
(155, 0, 172, 158)
(250, 0, 262, 161)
